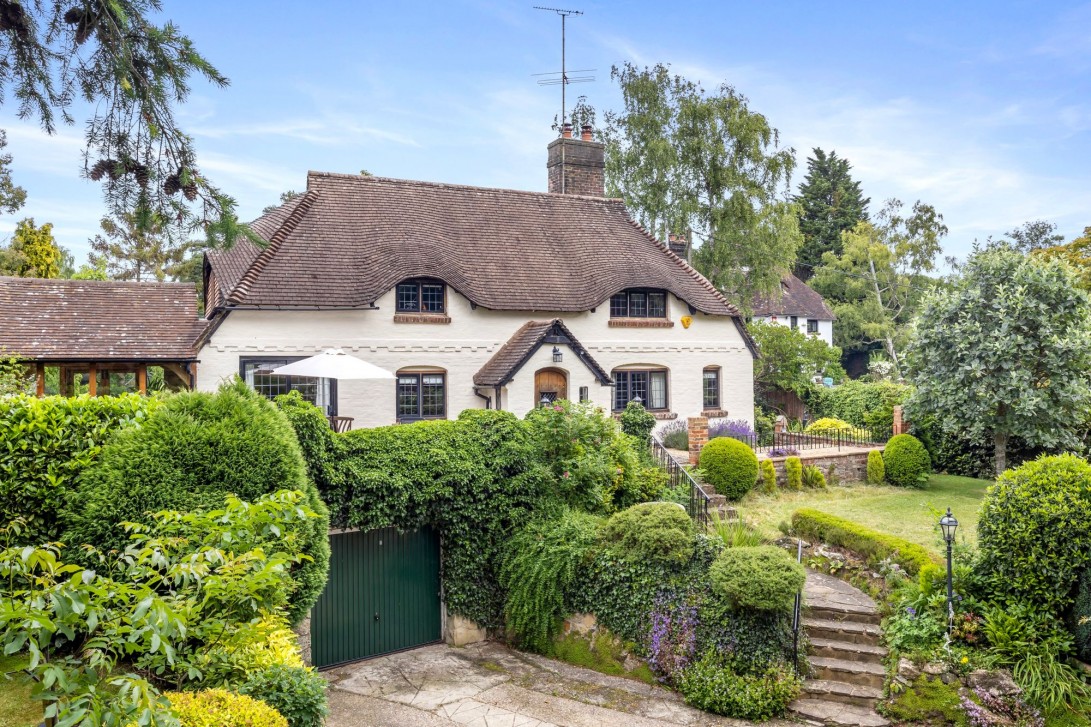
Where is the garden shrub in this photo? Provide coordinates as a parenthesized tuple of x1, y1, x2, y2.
(977, 454, 1091, 615)
(238, 665, 329, 727)
(803, 417, 858, 435)
(883, 433, 931, 488)
(658, 418, 688, 450)
(707, 418, 754, 441)
(61, 381, 330, 625)
(785, 456, 802, 490)
(501, 510, 603, 652)
(678, 650, 801, 721)
(235, 615, 305, 671)
(698, 436, 758, 500)
(760, 458, 777, 493)
(619, 400, 656, 444)
(801, 464, 826, 489)
(709, 515, 764, 548)
(165, 689, 288, 727)
(709, 546, 805, 613)
(602, 502, 694, 567)
(0, 393, 157, 543)
(1071, 569, 1091, 663)
(791, 509, 938, 575)
(807, 379, 910, 434)
(867, 449, 885, 485)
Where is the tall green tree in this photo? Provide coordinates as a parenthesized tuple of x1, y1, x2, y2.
(0, 129, 27, 214)
(88, 211, 187, 281)
(1004, 219, 1064, 253)
(1033, 226, 1091, 290)
(749, 320, 844, 399)
(811, 198, 947, 375)
(793, 148, 869, 280)
(907, 246, 1091, 475)
(0, 218, 61, 277)
(600, 63, 802, 308)
(0, 1, 247, 245)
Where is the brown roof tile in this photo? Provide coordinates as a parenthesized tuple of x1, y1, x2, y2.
(0, 277, 207, 361)
(209, 173, 741, 316)
(474, 319, 611, 387)
(751, 274, 836, 320)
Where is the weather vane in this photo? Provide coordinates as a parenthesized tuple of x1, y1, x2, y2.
(533, 6, 594, 126)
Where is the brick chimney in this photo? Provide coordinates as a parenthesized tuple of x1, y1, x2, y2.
(547, 123, 605, 196)
(667, 233, 688, 258)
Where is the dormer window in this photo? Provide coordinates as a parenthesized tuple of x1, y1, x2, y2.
(396, 279, 446, 313)
(610, 289, 667, 318)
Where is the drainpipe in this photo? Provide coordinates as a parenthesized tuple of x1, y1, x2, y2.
(473, 388, 492, 410)
(494, 386, 502, 411)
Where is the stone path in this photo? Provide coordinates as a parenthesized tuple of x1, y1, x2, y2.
(790, 571, 891, 727)
(324, 641, 796, 727)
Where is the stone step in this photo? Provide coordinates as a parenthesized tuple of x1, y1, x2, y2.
(790, 697, 891, 726)
(803, 618, 883, 647)
(809, 637, 887, 665)
(801, 679, 884, 708)
(810, 656, 886, 689)
(805, 602, 882, 626)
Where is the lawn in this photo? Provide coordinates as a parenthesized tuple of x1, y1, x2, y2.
(735, 474, 992, 555)
(0, 655, 40, 727)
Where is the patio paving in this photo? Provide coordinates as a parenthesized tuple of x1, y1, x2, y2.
(323, 641, 795, 727)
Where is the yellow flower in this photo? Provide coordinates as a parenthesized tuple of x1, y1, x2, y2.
(960, 656, 969, 664)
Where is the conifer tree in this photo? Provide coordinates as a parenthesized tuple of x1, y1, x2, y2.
(88, 212, 189, 282)
(793, 148, 869, 279)
(0, 218, 61, 277)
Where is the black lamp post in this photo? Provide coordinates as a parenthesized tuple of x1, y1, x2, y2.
(939, 507, 959, 632)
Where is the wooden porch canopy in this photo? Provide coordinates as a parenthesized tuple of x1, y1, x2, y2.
(0, 276, 209, 396)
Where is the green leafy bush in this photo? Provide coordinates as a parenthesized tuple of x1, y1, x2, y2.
(238, 665, 329, 727)
(501, 510, 603, 652)
(61, 381, 330, 625)
(801, 464, 826, 489)
(807, 379, 910, 434)
(884, 604, 946, 655)
(867, 449, 885, 485)
(760, 459, 777, 493)
(602, 502, 694, 567)
(659, 419, 689, 450)
(883, 434, 931, 488)
(709, 514, 765, 548)
(804, 417, 860, 436)
(619, 400, 656, 444)
(678, 650, 801, 720)
(977, 454, 1091, 615)
(709, 546, 805, 612)
(785, 456, 802, 490)
(0, 393, 158, 543)
(1071, 569, 1091, 662)
(166, 689, 288, 727)
(698, 436, 758, 500)
(791, 509, 938, 575)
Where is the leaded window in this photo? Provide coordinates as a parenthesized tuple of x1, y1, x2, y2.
(241, 358, 335, 414)
(613, 369, 668, 410)
(396, 279, 446, 313)
(397, 372, 446, 421)
(609, 289, 667, 318)
(703, 368, 720, 409)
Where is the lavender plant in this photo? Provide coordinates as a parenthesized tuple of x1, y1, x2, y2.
(648, 596, 698, 685)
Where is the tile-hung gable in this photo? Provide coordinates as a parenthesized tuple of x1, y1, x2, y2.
(205, 173, 746, 328)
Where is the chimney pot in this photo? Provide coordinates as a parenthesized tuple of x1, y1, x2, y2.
(562, 122, 573, 139)
(580, 124, 593, 141)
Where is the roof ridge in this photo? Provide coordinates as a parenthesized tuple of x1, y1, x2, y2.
(620, 218, 742, 317)
(0, 276, 195, 289)
(229, 190, 320, 304)
(306, 170, 625, 205)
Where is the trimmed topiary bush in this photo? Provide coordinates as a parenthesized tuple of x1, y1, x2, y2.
(238, 665, 329, 727)
(603, 501, 695, 567)
(166, 689, 288, 727)
(785, 457, 802, 490)
(760, 459, 777, 493)
(978, 454, 1091, 615)
(791, 508, 938, 575)
(867, 449, 885, 485)
(698, 437, 759, 500)
(883, 434, 931, 488)
(61, 380, 330, 625)
(709, 545, 806, 613)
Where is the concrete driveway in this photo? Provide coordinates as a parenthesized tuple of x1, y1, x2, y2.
(323, 641, 794, 727)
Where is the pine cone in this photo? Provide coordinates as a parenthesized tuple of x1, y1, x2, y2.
(75, 17, 94, 45)
(106, 161, 122, 181)
(63, 7, 83, 24)
(88, 159, 111, 181)
(163, 174, 181, 196)
(133, 165, 150, 187)
(182, 183, 198, 201)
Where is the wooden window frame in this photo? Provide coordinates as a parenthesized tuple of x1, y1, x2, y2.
(612, 368, 669, 411)
(396, 370, 447, 422)
(395, 278, 447, 314)
(703, 367, 721, 410)
(609, 288, 669, 319)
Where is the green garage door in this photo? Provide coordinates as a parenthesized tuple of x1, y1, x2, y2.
(311, 526, 442, 668)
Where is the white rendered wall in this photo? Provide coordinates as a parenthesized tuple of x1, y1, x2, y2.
(752, 315, 834, 347)
(199, 287, 755, 430)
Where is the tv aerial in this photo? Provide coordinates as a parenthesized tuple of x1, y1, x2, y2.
(533, 6, 594, 126)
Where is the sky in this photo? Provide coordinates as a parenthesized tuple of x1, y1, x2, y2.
(2, 0, 1090, 264)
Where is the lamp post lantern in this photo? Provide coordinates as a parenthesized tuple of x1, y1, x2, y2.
(540, 394, 551, 407)
(552, 346, 563, 363)
(939, 507, 959, 632)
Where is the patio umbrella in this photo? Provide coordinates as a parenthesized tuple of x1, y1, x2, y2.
(270, 349, 395, 380)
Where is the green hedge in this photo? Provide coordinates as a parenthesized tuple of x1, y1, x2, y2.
(0, 393, 158, 543)
(62, 382, 329, 625)
(807, 380, 911, 434)
(791, 508, 938, 575)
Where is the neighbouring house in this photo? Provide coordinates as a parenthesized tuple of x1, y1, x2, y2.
(198, 128, 757, 428)
(0, 276, 205, 394)
(750, 273, 836, 346)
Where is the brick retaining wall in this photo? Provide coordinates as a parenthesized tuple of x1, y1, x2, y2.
(763, 449, 878, 486)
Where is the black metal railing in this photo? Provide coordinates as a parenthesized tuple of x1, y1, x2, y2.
(651, 435, 712, 528)
(723, 427, 890, 455)
(791, 537, 804, 669)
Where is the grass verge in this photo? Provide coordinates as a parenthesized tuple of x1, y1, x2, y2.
(0, 655, 41, 727)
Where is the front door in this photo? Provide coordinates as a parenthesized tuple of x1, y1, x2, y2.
(534, 368, 568, 405)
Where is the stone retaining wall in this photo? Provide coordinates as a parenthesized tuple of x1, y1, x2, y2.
(764, 449, 878, 486)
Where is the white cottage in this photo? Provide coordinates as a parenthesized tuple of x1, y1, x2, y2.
(197, 132, 756, 429)
(750, 273, 836, 346)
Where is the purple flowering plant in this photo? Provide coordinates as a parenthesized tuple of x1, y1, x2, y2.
(647, 594, 698, 686)
(961, 687, 1042, 727)
(708, 419, 755, 441)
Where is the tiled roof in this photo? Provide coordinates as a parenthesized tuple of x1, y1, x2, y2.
(474, 319, 611, 387)
(751, 274, 836, 320)
(0, 277, 207, 361)
(208, 173, 741, 317)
